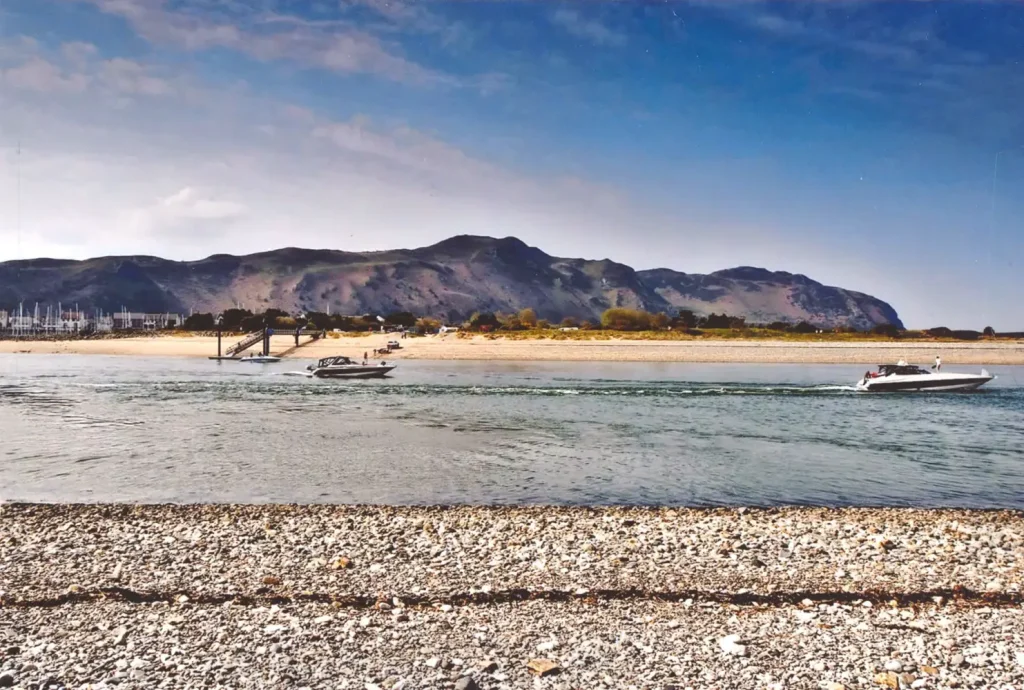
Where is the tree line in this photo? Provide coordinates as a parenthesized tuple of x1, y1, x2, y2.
(183, 308, 439, 333)
(467, 308, 886, 334)
(181, 306, 1002, 338)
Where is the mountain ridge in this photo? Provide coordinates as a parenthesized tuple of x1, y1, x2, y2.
(0, 235, 903, 329)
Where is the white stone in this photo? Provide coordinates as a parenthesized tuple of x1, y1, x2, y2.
(719, 634, 748, 657)
(884, 659, 903, 672)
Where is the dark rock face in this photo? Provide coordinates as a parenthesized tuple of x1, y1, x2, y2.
(0, 236, 902, 328)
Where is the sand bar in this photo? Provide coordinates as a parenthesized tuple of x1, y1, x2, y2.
(2, 504, 1022, 689)
(1, 333, 1022, 364)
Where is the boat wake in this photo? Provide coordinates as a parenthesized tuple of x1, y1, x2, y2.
(250, 382, 864, 397)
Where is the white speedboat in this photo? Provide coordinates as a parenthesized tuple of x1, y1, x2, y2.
(306, 356, 395, 379)
(239, 353, 281, 363)
(856, 362, 994, 392)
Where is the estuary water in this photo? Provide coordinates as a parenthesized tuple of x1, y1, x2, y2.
(1, 354, 1022, 507)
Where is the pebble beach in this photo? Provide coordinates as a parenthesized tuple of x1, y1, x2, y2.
(2, 504, 1023, 689)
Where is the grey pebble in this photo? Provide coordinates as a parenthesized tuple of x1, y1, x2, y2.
(454, 677, 480, 690)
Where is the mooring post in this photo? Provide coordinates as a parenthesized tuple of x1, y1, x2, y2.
(215, 315, 224, 358)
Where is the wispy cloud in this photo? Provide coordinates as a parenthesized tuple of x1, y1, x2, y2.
(551, 8, 627, 48)
(101, 57, 174, 96)
(311, 117, 504, 184)
(1, 39, 180, 98)
(342, 0, 423, 24)
(70, 0, 458, 87)
(723, 3, 1023, 145)
(1, 56, 90, 93)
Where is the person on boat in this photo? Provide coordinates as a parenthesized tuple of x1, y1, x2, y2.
(934, 355, 941, 371)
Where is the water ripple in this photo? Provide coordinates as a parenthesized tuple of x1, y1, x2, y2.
(1, 355, 1022, 507)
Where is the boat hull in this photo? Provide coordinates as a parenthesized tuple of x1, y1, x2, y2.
(856, 375, 994, 392)
(312, 366, 395, 379)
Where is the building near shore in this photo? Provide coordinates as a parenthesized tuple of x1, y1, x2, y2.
(108, 311, 182, 330)
(1, 306, 181, 334)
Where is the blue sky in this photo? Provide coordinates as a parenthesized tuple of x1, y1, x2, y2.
(0, 0, 1021, 329)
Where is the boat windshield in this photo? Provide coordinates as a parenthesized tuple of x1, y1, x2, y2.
(878, 364, 931, 376)
(316, 356, 354, 367)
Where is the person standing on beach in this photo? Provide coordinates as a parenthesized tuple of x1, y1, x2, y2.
(934, 355, 942, 371)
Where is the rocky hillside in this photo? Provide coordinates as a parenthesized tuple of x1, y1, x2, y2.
(0, 235, 902, 329)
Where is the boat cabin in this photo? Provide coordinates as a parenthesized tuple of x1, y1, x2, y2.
(312, 356, 355, 369)
(876, 364, 931, 376)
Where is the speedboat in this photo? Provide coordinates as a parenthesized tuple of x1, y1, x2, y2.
(239, 353, 281, 363)
(306, 356, 395, 379)
(856, 362, 994, 392)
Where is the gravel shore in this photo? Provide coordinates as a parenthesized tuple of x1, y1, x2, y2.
(2, 505, 1023, 689)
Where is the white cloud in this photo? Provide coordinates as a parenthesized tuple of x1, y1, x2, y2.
(61, 41, 99, 66)
(123, 187, 247, 238)
(73, 0, 459, 87)
(159, 187, 246, 221)
(343, 0, 422, 24)
(0, 41, 178, 99)
(1, 57, 90, 93)
(551, 9, 627, 48)
(100, 58, 172, 96)
(311, 118, 500, 182)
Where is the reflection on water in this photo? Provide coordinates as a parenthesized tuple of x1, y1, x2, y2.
(1, 354, 1022, 507)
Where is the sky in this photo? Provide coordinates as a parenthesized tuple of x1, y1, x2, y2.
(0, 1, 1022, 329)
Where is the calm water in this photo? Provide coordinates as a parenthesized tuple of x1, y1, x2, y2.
(1, 354, 1022, 507)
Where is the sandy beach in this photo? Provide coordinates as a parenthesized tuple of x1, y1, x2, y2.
(2, 504, 1022, 689)
(1, 333, 1022, 364)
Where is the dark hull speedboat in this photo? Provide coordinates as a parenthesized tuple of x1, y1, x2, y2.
(856, 363, 994, 392)
(307, 356, 395, 379)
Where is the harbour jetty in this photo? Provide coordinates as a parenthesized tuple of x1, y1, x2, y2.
(2, 504, 1022, 688)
